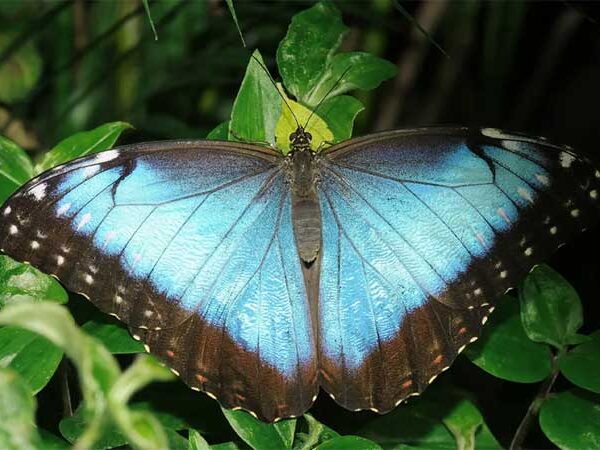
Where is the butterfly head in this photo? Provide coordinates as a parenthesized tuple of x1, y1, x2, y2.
(289, 126, 312, 153)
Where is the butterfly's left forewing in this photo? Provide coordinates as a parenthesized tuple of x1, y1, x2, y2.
(0, 141, 317, 422)
(317, 128, 600, 413)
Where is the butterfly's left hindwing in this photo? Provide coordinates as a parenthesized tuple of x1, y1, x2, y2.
(318, 128, 600, 413)
(0, 141, 318, 422)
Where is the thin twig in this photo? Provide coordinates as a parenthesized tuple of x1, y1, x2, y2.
(509, 354, 562, 450)
(374, 0, 449, 131)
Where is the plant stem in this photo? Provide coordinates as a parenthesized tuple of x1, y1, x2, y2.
(509, 353, 562, 450)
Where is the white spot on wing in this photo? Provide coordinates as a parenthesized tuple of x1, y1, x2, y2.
(500, 270, 507, 278)
(3, 206, 11, 216)
(524, 247, 533, 256)
(571, 209, 580, 218)
(84, 274, 94, 284)
(9, 225, 18, 235)
(114, 295, 123, 304)
(517, 187, 534, 203)
(497, 208, 511, 224)
(550, 226, 558, 235)
(560, 152, 575, 168)
(76, 213, 92, 231)
(57, 202, 71, 216)
(83, 164, 100, 177)
(590, 189, 598, 199)
(94, 149, 119, 163)
(29, 183, 47, 201)
(56, 255, 65, 266)
(535, 174, 549, 185)
(30, 241, 39, 249)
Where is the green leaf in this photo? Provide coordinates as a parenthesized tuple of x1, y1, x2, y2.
(0, 255, 68, 306)
(519, 265, 583, 349)
(207, 122, 230, 140)
(222, 408, 296, 450)
(539, 389, 600, 450)
(357, 386, 502, 450)
(317, 95, 364, 143)
(0, 327, 62, 394)
(0, 135, 33, 203)
(59, 408, 125, 450)
(559, 330, 600, 394)
(0, 368, 41, 450)
(229, 51, 281, 147)
(188, 429, 211, 450)
(141, 0, 158, 40)
(0, 33, 42, 103)
(0, 302, 120, 449)
(465, 296, 552, 383)
(442, 399, 484, 450)
(35, 121, 132, 173)
(60, 401, 187, 449)
(275, 91, 334, 154)
(305, 52, 397, 106)
(277, 2, 347, 102)
(37, 429, 70, 450)
(225, 0, 246, 47)
(82, 317, 144, 354)
(315, 436, 382, 450)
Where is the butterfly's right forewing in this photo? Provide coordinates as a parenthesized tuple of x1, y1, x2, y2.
(0, 141, 318, 422)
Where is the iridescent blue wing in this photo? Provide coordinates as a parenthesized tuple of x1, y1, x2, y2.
(317, 127, 600, 413)
(0, 141, 317, 421)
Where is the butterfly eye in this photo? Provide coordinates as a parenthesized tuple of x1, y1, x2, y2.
(289, 132, 297, 141)
(305, 132, 312, 140)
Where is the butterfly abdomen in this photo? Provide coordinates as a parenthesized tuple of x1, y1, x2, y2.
(290, 150, 322, 264)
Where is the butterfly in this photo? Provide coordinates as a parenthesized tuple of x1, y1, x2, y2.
(1, 126, 598, 422)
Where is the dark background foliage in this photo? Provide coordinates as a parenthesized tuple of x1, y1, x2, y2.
(1, 1, 600, 449)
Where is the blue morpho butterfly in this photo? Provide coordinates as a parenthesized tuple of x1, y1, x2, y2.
(1, 101, 600, 422)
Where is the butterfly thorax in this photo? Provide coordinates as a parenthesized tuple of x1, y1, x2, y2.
(288, 127, 322, 265)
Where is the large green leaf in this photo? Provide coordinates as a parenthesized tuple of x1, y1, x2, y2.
(35, 121, 132, 173)
(229, 51, 281, 146)
(276, 2, 347, 102)
(316, 95, 364, 143)
(0, 255, 68, 306)
(519, 265, 583, 349)
(304, 52, 397, 106)
(559, 330, 600, 394)
(222, 408, 296, 450)
(0, 136, 33, 203)
(0, 327, 62, 394)
(0, 33, 42, 103)
(0, 368, 41, 450)
(465, 296, 552, 383)
(539, 389, 600, 450)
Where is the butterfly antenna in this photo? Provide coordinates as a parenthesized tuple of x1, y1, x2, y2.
(250, 53, 300, 129)
(304, 65, 353, 131)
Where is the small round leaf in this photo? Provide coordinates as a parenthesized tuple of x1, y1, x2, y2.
(539, 389, 600, 450)
(559, 331, 600, 394)
(519, 265, 583, 349)
(465, 296, 552, 383)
